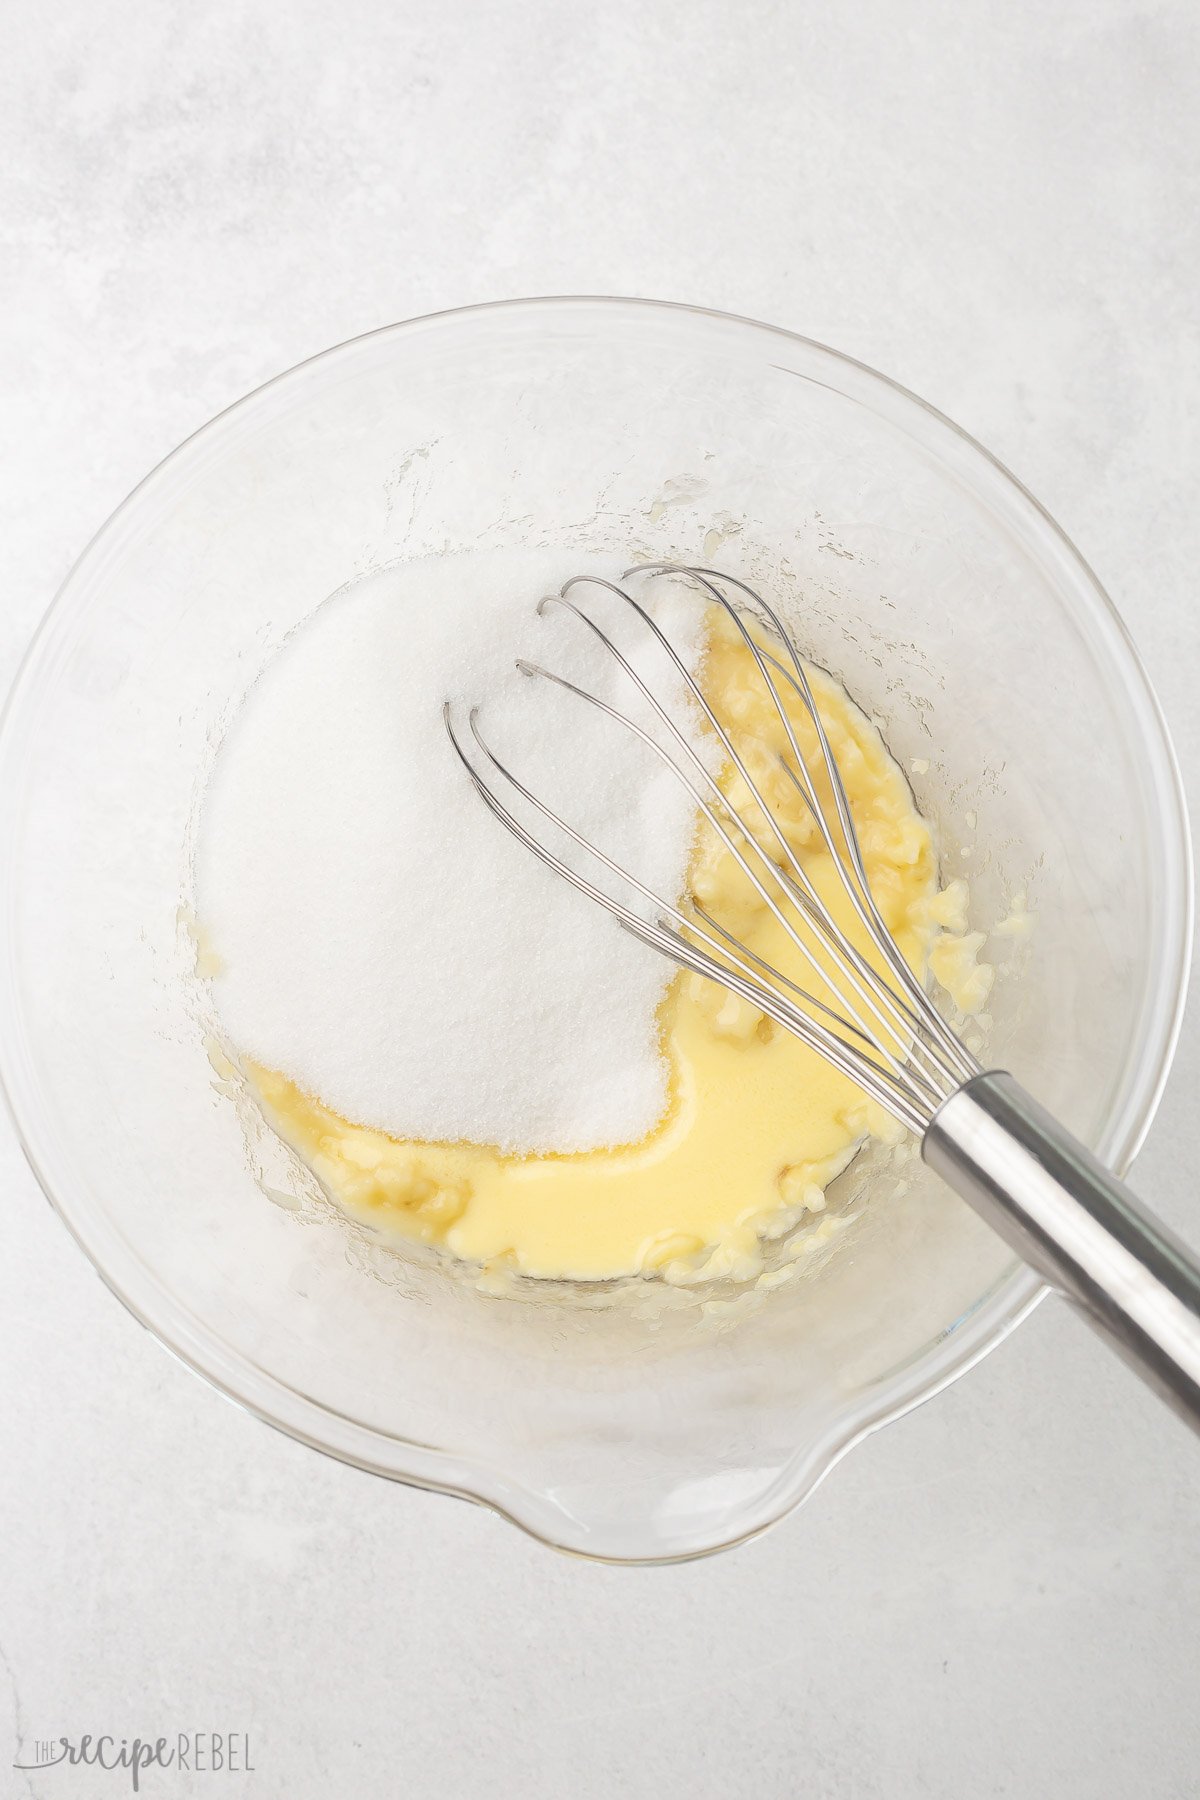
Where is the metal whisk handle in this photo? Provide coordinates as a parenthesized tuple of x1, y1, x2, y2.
(925, 1072, 1200, 1432)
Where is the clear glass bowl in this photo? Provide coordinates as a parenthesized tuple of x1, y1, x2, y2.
(0, 298, 1191, 1562)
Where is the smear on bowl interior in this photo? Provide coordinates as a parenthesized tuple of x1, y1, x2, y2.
(195, 550, 987, 1287)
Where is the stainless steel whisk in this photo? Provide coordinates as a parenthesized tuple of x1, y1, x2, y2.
(445, 563, 1200, 1431)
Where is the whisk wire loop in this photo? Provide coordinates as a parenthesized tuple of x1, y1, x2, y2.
(444, 566, 979, 1130)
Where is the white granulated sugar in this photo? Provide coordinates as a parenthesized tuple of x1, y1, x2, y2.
(196, 550, 707, 1154)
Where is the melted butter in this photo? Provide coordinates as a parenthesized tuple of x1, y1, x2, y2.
(244, 613, 982, 1284)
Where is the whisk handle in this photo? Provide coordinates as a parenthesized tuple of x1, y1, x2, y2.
(924, 1071, 1200, 1433)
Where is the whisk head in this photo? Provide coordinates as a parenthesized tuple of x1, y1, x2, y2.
(444, 564, 978, 1135)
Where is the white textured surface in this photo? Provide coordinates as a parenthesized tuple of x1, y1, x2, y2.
(1, 1, 1197, 1796)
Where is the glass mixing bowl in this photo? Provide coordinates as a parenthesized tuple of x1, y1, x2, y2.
(0, 298, 1190, 1562)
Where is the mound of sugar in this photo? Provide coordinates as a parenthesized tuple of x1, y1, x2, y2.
(195, 551, 706, 1154)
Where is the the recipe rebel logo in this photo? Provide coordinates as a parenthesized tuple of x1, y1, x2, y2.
(13, 1731, 255, 1790)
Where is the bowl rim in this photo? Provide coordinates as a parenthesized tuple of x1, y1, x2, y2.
(0, 293, 1192, 1563)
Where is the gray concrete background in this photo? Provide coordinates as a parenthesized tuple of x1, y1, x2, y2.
(1, 2, 1197, 1794)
